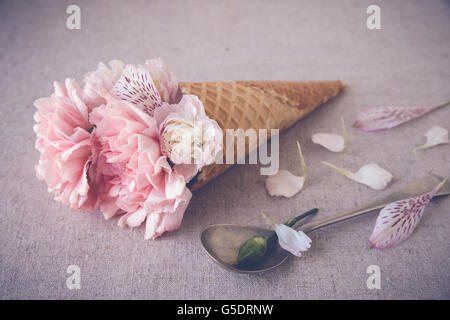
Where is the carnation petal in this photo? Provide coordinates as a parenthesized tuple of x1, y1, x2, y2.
(34, 79, 96, 210)
(144, 189, 192, 240)
(124, 207, 148, 228)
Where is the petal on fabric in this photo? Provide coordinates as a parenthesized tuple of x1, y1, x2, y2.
(265, 141, 307, 197)
(321, 161, 392, 190)
(414, 126, 449, 152)
(312, 133, 345, 152)
(353, 163, 393, 190)
(369, 178, 448, 248)
(265, 170, 305, 197)
(354, 101, 450, 132)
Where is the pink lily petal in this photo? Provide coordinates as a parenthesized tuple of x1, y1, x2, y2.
(110, 64, 162, 116)
(369, 178, 448, 248)
(354, 100, 450, 132)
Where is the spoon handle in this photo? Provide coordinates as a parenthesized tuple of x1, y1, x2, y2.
(300, 174, 450, 233)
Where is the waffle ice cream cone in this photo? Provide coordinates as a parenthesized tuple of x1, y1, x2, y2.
(180, 80, 345, 191)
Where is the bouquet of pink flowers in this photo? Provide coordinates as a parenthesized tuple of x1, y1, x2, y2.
(34, 59, 223, 239)
(34, 58, 345, 240)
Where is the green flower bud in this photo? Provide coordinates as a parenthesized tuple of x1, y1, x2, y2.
(237, 236, 267, 265)
(236, 208, 318, 266)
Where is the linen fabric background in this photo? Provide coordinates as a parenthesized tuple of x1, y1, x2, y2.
(0, 0, 449, 299)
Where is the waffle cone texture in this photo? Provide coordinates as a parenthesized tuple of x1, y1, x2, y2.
(179, 80, 346, 191)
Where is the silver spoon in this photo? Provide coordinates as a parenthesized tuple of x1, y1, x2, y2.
(200, 174, 450, 273)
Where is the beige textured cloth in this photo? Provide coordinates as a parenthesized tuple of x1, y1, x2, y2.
(0, 0, 449, 299)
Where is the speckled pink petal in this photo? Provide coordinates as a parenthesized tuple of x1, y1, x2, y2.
(369, 178, 447, 248)
(354, 101, 450, 132)
(110, 64, 162, 116)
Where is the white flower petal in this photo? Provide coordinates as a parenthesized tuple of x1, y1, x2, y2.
(265, 170, 305, 197)
(265, 141, 307, 198)
(274, 224, 312, 257)
(321, 161, 392, 190)
(414, 126, 449, 152)
(353, 164, 393, 190)
(312, 133, 345, 152)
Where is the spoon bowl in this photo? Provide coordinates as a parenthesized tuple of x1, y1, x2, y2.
(200, 174, 450, 273)
(200, 224, 290, 273)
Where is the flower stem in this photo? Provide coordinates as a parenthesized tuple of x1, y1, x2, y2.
(413, 144, 429, 153)
(341, 116, 348, 145)
(436, 99, 450, 109)
(296, 140, 307, 179)
(321, 161, 355, 180)
(432, 178, 448, 194)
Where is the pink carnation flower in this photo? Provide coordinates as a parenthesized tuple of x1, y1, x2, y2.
(89, 95, 192, 240)
(34, 79, 97, 210)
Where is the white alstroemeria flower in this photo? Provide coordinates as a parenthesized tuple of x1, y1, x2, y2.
(262, 213, 312, 257)
(312, 117, 347, 152)
(265, 141, 307, 197)
(321, 161, 392, 190)
(414, 126, 449, 153)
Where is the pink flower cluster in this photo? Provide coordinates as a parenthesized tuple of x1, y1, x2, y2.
(34, 59, 222, 239)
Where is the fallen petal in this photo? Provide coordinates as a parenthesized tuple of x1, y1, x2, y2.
(265, 141, 306, 198)
(312, 117, 347, 152)
(312, 133, 345, 152)
(265, 170, 305, 197)
(414, 126, 449, 152)
(369, 178, 448, 248)
(354, 100, 450, 132)
(321, 161, 392, 190)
